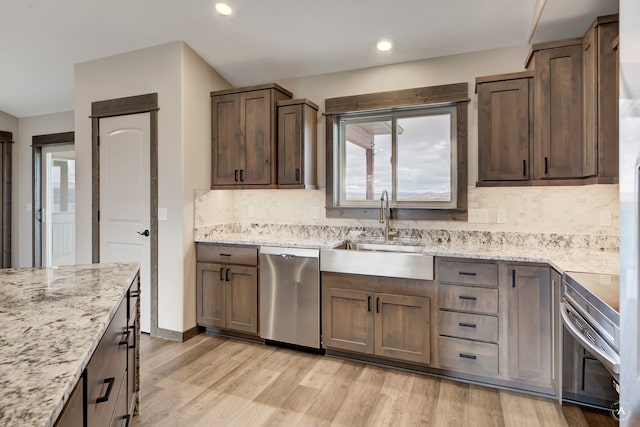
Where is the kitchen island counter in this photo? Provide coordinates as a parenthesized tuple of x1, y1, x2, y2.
(0, 262, 140, 427)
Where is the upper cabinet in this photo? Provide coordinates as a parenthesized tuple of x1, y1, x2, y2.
(476, 14, 619, 187)
(211, 83, 292, 189)
(528, 39, 584, 180)
(582, 15, 619, 182)
(476, 72, 533, 183)
(277, 99, 319, 189)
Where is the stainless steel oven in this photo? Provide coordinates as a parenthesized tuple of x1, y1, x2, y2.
(561, 271, 620, 409)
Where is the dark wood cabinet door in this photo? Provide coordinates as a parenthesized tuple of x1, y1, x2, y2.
(533, 44, 583, 179)
(278, 103, 303, 186)
(241, 89, 273, 185)
(582, 25, 598, 177)
(226, 265, 258, 334)
(212, 94, 242, 186)
(478, 78, 531, 181)
(374, 293, 430, 364)
(322, 286, 374, 354)
(54, 376, 84, 427)
(506, 265, 552, 388)
(196, 262, 226, 329)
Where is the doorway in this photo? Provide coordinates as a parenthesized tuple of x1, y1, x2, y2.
(0, 131, 12, 268)
(91, 93, 158, 336)
(32, 132, 74, 268)
(42, 145, 76, 266)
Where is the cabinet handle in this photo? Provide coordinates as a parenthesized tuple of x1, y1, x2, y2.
(130, 290, 140, 298)
(234, 169, 239, 182)
(544, 157, 549, 175)
(295, 168, 300, 182)
(512, 269, 516, 288)
(118, 329, 130, 346)
(523, 160, 526, 177)
(225, 268, 230, 282)
(367, 296, 371, 312)
(459, 353, 477, 360)
(459, 322, 477, 328)
(219, 267, 224, 281)
(458, 295, 477, 301)
(458, 271, 476, 277)
(240, 169, 244, 182)
(96, 377, 115, 403)
(376, 297, 380, 313)
(219, 253, 231, 257)
(128, 324, 137, 349)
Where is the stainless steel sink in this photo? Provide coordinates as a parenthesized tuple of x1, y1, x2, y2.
(344, 241, 426, 254)
(320, 241, 434, 280)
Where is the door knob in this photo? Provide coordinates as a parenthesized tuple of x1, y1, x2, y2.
(137, 229, 150, 237)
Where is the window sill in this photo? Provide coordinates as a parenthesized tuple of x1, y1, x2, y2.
(325, 207, 468, 221)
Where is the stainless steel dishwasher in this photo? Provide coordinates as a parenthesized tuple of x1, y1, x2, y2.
(259, 246, 320, 349)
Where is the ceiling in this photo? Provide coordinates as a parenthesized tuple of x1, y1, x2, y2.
(0, 0, 618, 118)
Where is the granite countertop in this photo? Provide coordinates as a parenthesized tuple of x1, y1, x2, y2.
(0, 262, 140, 427)
(195, 231, 618, 275)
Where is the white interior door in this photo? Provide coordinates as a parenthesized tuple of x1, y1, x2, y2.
(42, 144, 76, 267)
(100, 113, 151, 333)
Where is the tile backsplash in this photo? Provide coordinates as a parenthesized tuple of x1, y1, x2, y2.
(195, 184, 619, 236)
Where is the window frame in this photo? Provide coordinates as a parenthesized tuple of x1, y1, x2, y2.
(325, 83, 469, 221)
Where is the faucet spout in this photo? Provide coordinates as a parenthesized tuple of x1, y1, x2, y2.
(379, 190, 397, 241)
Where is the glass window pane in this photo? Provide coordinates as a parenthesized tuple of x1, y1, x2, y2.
(396, 114, 451, 202)
(343, 119, 392, 201)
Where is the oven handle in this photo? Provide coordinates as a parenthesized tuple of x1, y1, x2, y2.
(561, 301, 620, 375)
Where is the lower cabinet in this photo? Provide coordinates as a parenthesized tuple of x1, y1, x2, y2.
(506, 264, 553, 389)
(196, 262, 259, 335)
(56, 275, 140, 427)
(322, 273, 431, 365)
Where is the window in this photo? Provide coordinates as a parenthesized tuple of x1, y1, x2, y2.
(325, 83, 469, 220)
(339, 106, 456, 209)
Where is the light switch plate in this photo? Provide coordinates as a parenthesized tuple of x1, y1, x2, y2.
(468, 208, 489, 223)
(158, 208, 168, 221)
(496, 208, 507, 224)
(600, 210, 612, 227)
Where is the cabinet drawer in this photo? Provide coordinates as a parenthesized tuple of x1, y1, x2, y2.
(438, 310, 498, 343)
(439, 336, 499, 377)
(196, 243, 258, 265)
(438, 260, 498, 287)
(438, 285, 498, 314)
(86, 298, 128, 426)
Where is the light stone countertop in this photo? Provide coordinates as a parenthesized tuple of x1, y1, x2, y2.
(0, 262, 140, 427)
(196, 232, 619, 275)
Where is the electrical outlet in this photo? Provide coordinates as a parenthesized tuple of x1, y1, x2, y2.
(468, 208, 489, 224)
(158, 208, 168, 221)
(600, 210, 612, 227)
(496, 208, 507, 224)
(248, 206, 255, 218)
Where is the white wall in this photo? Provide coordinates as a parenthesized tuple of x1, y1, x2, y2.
(16, 111, 74, 268)
(0, 110, 19, 267)
(195, 45, 620, 237)
(181, 43, 230, 329)
(75, 41, 229, 334)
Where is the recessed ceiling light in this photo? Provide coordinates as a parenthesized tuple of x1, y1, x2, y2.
(377, 40, 393, 52)
(215, 2, 233, 16)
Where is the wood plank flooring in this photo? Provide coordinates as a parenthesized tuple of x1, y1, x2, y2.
(132, 334, 617, 426)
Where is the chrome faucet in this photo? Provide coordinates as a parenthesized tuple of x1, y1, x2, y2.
(379, 190, 398, 241)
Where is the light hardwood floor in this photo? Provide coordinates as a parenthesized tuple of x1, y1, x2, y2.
(132, 334, 617, 426)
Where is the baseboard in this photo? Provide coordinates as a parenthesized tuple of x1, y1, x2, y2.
(154, 326, 199, 343)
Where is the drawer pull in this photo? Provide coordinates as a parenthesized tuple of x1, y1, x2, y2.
(118, 330, 130, 346)
(458, 272, 477, 277)
(128, 324, 137, 349)
(96, 377, 115, 403)
(130, 290, 140, 298)
(219, 253, 232, 257)
(458, 295, 477, 301)
(459, 353, 477, 360)
(459, 322, 477, 328)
